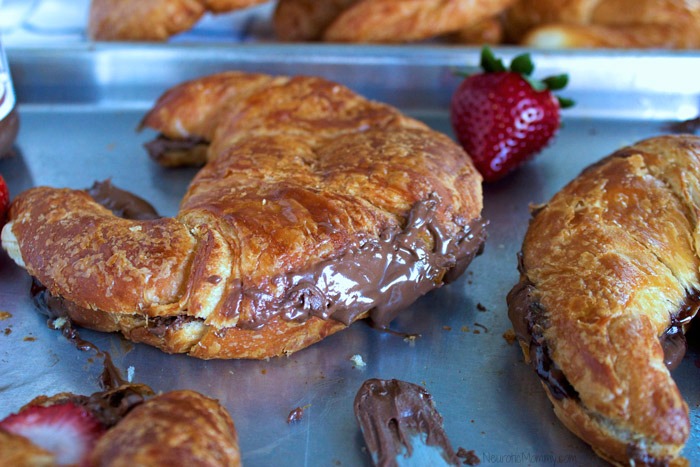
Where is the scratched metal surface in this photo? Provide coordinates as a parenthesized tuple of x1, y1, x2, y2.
(1, 45, 700, 466)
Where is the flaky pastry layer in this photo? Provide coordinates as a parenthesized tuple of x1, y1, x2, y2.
(88, 0, 269, 41)
(273, 0, 516, 43)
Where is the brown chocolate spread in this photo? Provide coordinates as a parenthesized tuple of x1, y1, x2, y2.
(354, 378, 459, 467)
(659, 292, 700, 370)
(143, 134, 208, 166)
(86, 180, 160, 220)
(506, 275, 578, 401)
(258, 196, 487, 330)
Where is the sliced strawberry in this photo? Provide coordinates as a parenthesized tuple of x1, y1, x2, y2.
(0, 174, 8, 227)
(0, 402, 105, 465)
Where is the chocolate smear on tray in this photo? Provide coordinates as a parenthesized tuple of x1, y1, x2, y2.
(354, 378, 459, 466)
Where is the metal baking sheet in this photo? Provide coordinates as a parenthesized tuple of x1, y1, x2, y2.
(2, 44, 700, 466)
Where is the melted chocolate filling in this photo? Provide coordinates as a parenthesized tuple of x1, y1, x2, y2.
(659, 291, 700, 370)
(83, 384, 154, 428)
(144, 134, 208, 162)
(86, 180, 160, 220)
(507, 276, 578, 401)
(265, 196, 487, 330)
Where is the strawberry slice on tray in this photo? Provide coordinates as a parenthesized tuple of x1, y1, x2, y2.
(450, 46, 574, 182)
(0, 402, 105, 466)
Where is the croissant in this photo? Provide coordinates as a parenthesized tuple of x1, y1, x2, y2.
(508, 135, 700, 465)
(1, 72, 486, 359)
(273, 0, 517, 43)
(504, 0, 700, 48)
(87, 0, 269, 41)
(0, 385, 241, 466)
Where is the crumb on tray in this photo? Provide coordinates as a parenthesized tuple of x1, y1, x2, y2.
(350, 354, 366, 368)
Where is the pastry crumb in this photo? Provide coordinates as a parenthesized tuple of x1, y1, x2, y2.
(350, 354, 366, 368)
(502, 329, 517, 345)
(0, 311, 11, 320)
(50, 317, 68, 329)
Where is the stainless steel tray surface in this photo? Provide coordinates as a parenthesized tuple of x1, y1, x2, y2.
(2, 44, 700, 466)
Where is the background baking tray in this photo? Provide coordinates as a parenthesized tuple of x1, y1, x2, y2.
(1, 44, 700, 466)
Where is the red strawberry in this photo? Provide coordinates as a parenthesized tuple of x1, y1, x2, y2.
(0, 174, 8, 227)
(0, 402, 105, 465)
(450, 47, 573, 182)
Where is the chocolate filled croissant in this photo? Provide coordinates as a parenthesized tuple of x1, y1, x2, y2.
(87, 0, 269, 41)
(273, 0, 516, 43)
(508, 135, 700, 465)
(1, 72, 486, 359)
(0, 385, 241, 466)
(504, 0, 700, 49)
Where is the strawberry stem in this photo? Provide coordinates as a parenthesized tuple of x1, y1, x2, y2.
(480, 46, 575, 107)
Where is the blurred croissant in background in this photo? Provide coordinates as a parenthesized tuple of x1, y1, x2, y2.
(502, 0, 700, 49)
(88, 0, 700, 48)
(87, 0, 270, 41)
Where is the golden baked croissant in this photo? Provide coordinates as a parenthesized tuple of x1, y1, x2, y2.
(0, 384, 241, 466)
(87, 0, 269, 41)
(1, 72, 486, 359)
(504, 0, 700, 48)
(273, 0, 517, 43)
(508, 135, 700, 465)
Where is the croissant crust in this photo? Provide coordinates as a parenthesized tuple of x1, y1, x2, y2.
(88, 0, 269, 41)
(273, 0, 517, 43)
(508, 135, 700, 465)
(0, 386, 241, 466)
(504, 0, 700, 49)
(2, 72, 485, 359)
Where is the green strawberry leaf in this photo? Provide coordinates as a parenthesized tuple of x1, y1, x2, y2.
(557, 96, 576, 109)
(480, 46, 506, 73)
(509, 53, 534, 76)
(461, 46, 576, 109)
(543, 74, 569, 91)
